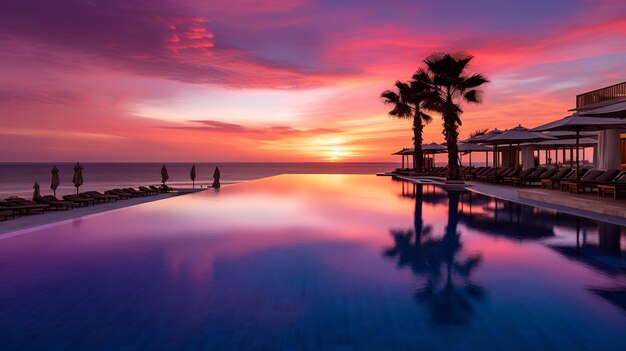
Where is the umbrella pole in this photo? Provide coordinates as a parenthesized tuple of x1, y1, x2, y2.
(485, 151, 488, 167)
(576, 129, 580, 180)
(469, 152, 472, 168)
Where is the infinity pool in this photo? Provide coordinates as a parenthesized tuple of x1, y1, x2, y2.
(1, 175, 625, 350)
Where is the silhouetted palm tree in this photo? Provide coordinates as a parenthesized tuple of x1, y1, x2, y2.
(422, 52, 489, 180)
(381, 80, 433, 172)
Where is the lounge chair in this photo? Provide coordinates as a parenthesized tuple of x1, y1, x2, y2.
(108, 189, 135, 199)
(544, 168, 588, 190)
(82, 191, 119, 203)
(490, 166, 521, 184)
(149, 185, 164, 193)
(564, 169, 622, 194)
(0, 209, 16, 221)
(540, 167, 573, 189)
(560, 169, 604, 192)
(478, 167, 512, 182)
(516, 167, 557, 187)
(3, 198, 49, 214)
(123, 188, 149, 197)
(139, 186, 159, 195)
(503, 167, 538, 186)
(160, 184, 175, 192)
(63, 194, 96, 207)
(36, 195, 75, 210)
(598, 173, 626, 198)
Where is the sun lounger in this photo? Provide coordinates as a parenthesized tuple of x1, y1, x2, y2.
(108, 189, 135, 199)
(3, 198, 49, 214)
(560, 169, 604, 192)
(540, 167, 572, 189)
(490, 166, 521, 184)
(63, 195, 96, 207)
(123, 188, 149, 197)
(0, 209, 16, 221)
(149, 185, 165, 193)
(503, 167, 538, 185)
(160, 184, 176, 192)
(36, 195, 75, 210)
(81, 191, 120, 203)
(565, 169, 622, 194)
(598, 173, 626, 198)
(139, 186, 159, 195)
(543, 168, 587, 190)
(516, 167, 557, 187)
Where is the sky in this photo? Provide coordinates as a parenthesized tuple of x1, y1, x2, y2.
(0, 0, 625, 162)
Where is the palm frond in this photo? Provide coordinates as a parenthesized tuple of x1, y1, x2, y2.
(463, 73, 489, 89)
(463, 89, 483, 104)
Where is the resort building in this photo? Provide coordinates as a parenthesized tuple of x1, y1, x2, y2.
(572, 81, 626, 169)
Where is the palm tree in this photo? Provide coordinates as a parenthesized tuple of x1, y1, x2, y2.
(381, 80, 433, 173)
(422, 52, 489, 181)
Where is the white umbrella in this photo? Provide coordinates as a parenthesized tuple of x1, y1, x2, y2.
(392, 148, 414, 169)
(457, 143, 491, 168)
(580, 100, 626, 118)
(422, 142, 447, 153)
(532, 115, 626, 178)
(485, 125, 556, 168)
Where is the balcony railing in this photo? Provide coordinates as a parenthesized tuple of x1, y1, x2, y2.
(576, 81, 626, 108)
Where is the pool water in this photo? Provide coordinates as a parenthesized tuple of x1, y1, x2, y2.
(1, 175, 625, 350)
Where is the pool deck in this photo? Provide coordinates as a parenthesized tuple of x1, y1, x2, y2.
(0, 190, 203, 236)
(395, 175, 626, 226)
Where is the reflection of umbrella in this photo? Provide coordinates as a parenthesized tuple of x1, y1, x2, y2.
(161, 165, 169, 184)
(532, 115, 626, 179)
(72, 162, 84, 194)
(190, 164, 197, 188)
(50, 165, 60, 197)
(458, 143, 491, 167)
(33, 182, 41, 200)
(486, 125, 556, 167)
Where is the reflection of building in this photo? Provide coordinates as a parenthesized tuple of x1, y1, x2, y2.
(574, 81, 626, 169)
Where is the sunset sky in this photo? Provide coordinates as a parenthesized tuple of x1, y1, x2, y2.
(1, 0, 625, 162)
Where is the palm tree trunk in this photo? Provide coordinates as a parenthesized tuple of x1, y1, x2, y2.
(413, 116, 424, 173)
(443, 112, 461, 181)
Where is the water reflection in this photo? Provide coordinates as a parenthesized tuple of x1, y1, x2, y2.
(388, 180, 626, 326)
(385, 185, 485, 325)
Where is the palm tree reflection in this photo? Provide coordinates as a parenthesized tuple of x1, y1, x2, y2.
(385, 185, 484, 325)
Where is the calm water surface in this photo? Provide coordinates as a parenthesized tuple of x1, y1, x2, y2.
(1, 175, 625, 350)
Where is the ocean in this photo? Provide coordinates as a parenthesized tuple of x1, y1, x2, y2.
(0, 162, 399, 198)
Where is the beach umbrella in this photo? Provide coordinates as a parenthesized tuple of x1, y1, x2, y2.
(72, 162, 84, 194)
(486, 125, 556, 168)
(212, 166, 221, 188)
(463, 129, 504, 167)
(457, 143, 491, 167)
(50, 165, 60, 197)
(532, 115, 626, 178)
(422, 143, 447, 169)
(462, 129, 503, 143)
(392, 148, 414, 169)
(579, 100, 626, 118)
(161, 165, 169, 184)
(190, 164, 197, 188)
(32, 182, 41, 201)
